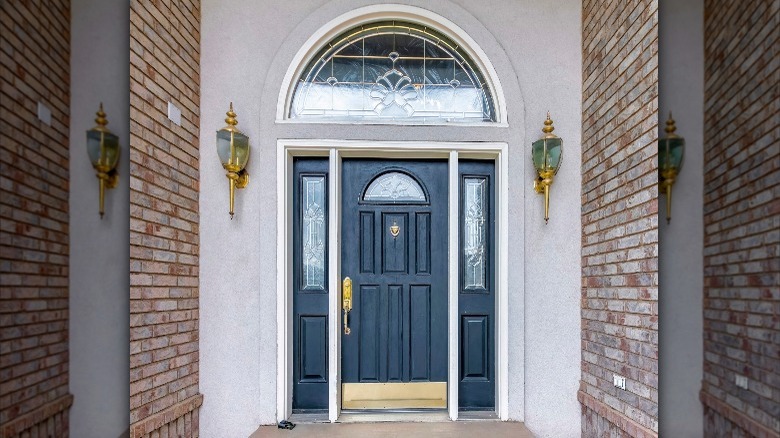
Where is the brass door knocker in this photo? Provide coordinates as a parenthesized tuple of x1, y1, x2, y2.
(390, 221, 400, 238)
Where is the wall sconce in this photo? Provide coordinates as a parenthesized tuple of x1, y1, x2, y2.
(532, 112, 563, 224)
(658, 112, 684, 224)
(86, 103, 119, 219)
(216, 102, 250, 219)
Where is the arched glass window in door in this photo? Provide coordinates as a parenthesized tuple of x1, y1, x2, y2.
(290, 21, 497, 123)
(363, 171, 427, 202)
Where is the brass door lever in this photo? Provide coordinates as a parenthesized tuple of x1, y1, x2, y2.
(342, 277, 352, 335)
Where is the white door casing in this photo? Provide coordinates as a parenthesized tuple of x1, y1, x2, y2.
(276, 140, 510, 422)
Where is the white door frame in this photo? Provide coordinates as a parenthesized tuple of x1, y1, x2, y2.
(276, 139, 510, 422)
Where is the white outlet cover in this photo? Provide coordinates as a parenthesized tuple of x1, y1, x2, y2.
(167, 101, 181, 126)
(613, 374, 626, 390)
(37, 102, 51, 126)
(735, 374, 748, 390)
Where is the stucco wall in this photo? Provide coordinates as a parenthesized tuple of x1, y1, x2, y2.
(657, 0, 704, 436)
(199, 1, 582, 437)
(68, 0, 131, 436)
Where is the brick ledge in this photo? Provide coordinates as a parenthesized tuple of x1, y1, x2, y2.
(700, 388, 779, 438)
(131, 393, 203, 438)
(578, 390, 657, 438)
(2, 393, 74, 436)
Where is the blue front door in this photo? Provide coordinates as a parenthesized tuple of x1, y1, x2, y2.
(340, 159, 448, 409)
(291, 157, 496, 413)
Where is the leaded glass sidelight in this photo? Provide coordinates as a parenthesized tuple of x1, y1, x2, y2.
(290, 21, 497, 123)
(363, 171, 427, 202)
(302, 175, 326, 289)
(463, 177, 487, 290)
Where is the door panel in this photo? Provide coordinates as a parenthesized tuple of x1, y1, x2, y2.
(341, 160, 448, 409)
(461, 315, 489, 381)
(458, 160, 496, 410)
(410, 284, 431, 381)
(359, 212, 374, 273)
(358, 284, 381, 382)
(415, 213, 431, 274)
(292, 158, 329, 411)
(381, 212, 408, 273)
(387, 284, 403, 381)
(300, 316, 328, 382)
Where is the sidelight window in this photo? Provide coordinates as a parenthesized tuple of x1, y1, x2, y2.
(463, 176, 487, 290)
(301, 175, 326, 289)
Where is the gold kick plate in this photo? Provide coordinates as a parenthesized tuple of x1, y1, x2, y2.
(342, 382, 447, 410)
(342, 277, 352, 335)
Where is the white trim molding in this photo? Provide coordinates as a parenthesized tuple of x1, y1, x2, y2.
(327, 149, 341, 422)
(447, 150, 459, 421)
(275, 4, 508, 126)
(276, 139, 511, 422)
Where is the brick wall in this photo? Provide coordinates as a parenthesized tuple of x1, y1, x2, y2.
(701, 0, 780, 436)
(581, 0, 659, 436)
(129, 1, 202, 437)
(0, 1, 73, 436)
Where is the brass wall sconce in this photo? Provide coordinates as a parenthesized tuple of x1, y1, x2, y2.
(532, 112, 563, 224)
(86, 103, 119, 219)
(658, 112, 684, 224)
(216, 102, 250, 219)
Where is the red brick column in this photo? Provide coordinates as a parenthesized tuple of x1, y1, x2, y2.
(129, 1, 202, 436)
(0, 1, 73, 436)
(581, 0, 659, 435)
(701, 0, 780, 436)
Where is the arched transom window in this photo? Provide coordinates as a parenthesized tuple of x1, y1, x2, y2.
(290, 21, 497, 123)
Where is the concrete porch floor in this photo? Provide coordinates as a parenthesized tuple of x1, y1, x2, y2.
(250, 421, 534, 438)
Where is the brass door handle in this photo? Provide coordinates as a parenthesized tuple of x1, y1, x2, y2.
(343, 277, 352, 335)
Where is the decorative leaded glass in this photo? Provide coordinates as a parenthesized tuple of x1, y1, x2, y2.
(302, 176, 326, 289)
(290, 21, 496, 123)
(363, 172, 427, 202)
(463, 177, 486, 289)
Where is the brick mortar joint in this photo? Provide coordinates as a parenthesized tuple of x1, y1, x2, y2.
(131, 393, 203, 438)
(700, 385, 780, 437)
(1, 394, 74, 436)
(578, 389, 658, 438)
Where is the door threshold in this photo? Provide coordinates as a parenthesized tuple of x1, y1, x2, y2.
(458, 410, 499, 420)
(289, 412, 331, 424)
(337, 410, 450, 423)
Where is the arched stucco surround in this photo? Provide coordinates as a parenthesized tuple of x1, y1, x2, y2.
(199, 1, 582, 437)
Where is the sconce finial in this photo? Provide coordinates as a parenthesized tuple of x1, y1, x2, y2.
(225, 102, 238, 127)
(95, 102, 108, 128)
(542, 111, 555, 135)
(665, 112, 677, 135)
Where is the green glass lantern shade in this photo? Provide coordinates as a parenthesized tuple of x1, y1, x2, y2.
(216, 128, 250, 171)
(659, 136, 684, 175)
(87, 129, 120, 170)
(532, 136, 563, 175)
